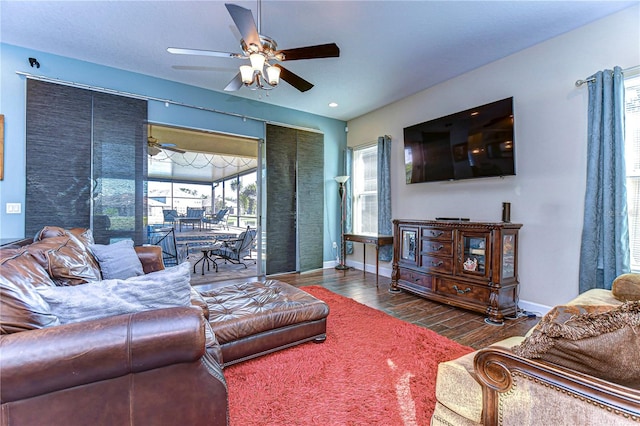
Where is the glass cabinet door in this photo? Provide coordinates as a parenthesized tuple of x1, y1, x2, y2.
(457, 231, 490, 279)
(400, 228, 418, 265)
(501, 232, 517, 279)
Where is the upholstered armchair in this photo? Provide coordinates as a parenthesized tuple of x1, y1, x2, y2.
(432, 273, 640, 425)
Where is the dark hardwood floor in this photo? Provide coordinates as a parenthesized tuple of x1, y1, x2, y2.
(206, 267, 539, 350)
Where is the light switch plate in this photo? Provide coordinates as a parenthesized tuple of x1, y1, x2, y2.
(6, 203, 22, 214)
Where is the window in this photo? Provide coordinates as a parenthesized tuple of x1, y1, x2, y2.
(352, 145, 378, 234)
(147, 181, 211, 225)
(212, 170, 258, 228)
(626, 74, 640, 271)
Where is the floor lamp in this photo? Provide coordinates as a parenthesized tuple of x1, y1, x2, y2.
(335, 175, 350, 270)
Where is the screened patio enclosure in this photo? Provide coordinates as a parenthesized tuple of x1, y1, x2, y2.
(147, 124, 259, 229)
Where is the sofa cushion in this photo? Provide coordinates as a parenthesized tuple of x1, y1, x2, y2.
(612, 273, 640, 302)
(434, 336, 523, 423)
(513, 302, 640, 388)
(0, 251, 60, 333)
(90, 239, 144, 280)
(37, 262, 192, 325)
(566, 288, 623, 306)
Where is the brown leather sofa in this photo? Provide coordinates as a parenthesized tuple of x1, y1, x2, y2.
(0, 228, 228, 426)
(1, 226, 330, 425)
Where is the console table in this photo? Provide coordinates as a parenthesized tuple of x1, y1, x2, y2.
(344, 234, 393, 286)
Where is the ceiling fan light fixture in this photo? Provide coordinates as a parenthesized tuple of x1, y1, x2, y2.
(266, 65, 280, 85)
(240, 65, 254, 84)
(249, 53, 265, 71)
(148, 145, 162, 156)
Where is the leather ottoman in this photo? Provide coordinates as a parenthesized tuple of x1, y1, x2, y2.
(199, 280, 329, 366)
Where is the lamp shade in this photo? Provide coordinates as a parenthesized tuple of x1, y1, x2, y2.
(335, 176, 350, 184)
(266, 66, 281, 86)
(240, 65, 254, 84)
(249, 53, 266, 71)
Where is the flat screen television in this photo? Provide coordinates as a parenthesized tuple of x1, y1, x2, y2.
(403, 97, 515, 184)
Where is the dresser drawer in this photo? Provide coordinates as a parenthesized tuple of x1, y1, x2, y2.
(435, 279, 490, 304)
(421, 240, 453, 257)
(421, 255, 453, 274)
(399, 269, 433, 290)
(421, 227, 452, 241)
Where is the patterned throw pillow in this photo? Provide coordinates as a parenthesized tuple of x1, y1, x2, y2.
(37, 262, 192, 325)
(89, 239, 144, 280)
(513, 302, 640, 388)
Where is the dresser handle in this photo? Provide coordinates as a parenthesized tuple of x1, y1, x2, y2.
(430, 231, 444, 237)
(453, 285, 471, 294)
(432, 244, 444, 251)
(431, 260, 444, 267)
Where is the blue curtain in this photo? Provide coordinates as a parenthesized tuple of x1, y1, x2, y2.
(378, 135, 393, 261)
(579, 66, 630, 292)
(345, 147, 354, 255)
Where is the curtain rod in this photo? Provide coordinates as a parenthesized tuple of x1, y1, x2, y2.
(15, 70, 267, 124)
(574, 64, 640, 87)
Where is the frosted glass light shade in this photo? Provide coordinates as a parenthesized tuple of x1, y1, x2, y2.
(249, 53, 265, 71)
(266, 66, 281, 85)
(240, 65, 254, 84)
(335, 176, 350, 184)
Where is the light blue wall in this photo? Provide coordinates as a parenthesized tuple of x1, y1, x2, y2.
(0, 43, 347, 262)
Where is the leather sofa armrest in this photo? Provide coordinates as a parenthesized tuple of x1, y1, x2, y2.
(474, 346, 640, 424)
(1, 307, 207, 403)
(135, 245, 165, 273)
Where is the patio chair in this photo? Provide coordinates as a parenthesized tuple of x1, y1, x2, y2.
(148, 227, 186, 267)
(209, 226, 256, 271)
(204, 208, 229, 230)
(162, 209, 180, 227)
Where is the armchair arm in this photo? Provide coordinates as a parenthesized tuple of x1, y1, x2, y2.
(474, 346, 640, 424)
(135, 245, 165, 273)
(1, 307, 206, 403)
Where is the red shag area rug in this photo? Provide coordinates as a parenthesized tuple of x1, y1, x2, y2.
(224, 285, 473, 425)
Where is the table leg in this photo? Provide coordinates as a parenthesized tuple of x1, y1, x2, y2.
(201, 251, 209, 275)
(363, 245, 366, 276)
(193, 249, 207, 274)
(375, 245, 380, 287)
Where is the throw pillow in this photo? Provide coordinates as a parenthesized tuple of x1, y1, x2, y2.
(513, 302, 640, 388)
(26, 235, 101, 285)
(612, 273, 640, 302)
(89, 239, 144, 280)
(0, 251, 60, 333)
(37, 262, 192, 325)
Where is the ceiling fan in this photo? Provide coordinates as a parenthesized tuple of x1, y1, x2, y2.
(167, 1, 339, 92)
(147, 134, 186, 156)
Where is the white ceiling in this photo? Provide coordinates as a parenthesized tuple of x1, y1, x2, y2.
(1, 1, 636, 121)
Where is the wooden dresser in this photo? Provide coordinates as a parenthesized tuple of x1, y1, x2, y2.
(391, 219, 522, 324)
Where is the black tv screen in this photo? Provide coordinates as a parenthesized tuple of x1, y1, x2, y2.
(403, 97, 515, 184)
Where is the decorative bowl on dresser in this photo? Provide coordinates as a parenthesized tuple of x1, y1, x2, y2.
(390, 219, 522, 324)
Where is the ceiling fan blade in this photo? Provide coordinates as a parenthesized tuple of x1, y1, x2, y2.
(164, 146, 186, 154)
(273, 64, 313, 92)
(277, 43, 340, 61)
(224, 73, 244, 92)
(225, 4, 261, 51)
(167, 47, 243, 59)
